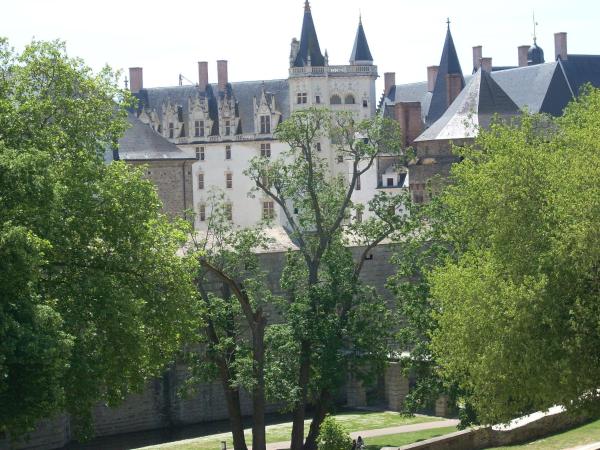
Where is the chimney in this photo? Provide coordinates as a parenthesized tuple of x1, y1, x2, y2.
(384, 72, 396, 96)
(555, 32, 568, 60)
(129, 67, 143, 94)
(395, 102, 423, 147)
(480, 57, 493, 72)
(427, 66, 439, 92)
(217, 60, 228, 92)
(518, 45, 529, 67)
(198, 61, 208, 88)
(446, 73, 462, 106)
(472, 46, 483, 71)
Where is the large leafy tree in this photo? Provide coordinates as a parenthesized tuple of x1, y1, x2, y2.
(430, 88, 600, 424)
(246, 108, 408, 450)
(0, 39, 200, 438)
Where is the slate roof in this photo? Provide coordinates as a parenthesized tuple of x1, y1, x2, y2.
(427, 26, 465, 126)
(118, 113, 194, 160)
(135, 79, 289, 135)
(350, 18, 373, 64)
(560, 54, 600, 95)
(415, 69, 520, 142)
(380, 81, 432, 123)
(293, 1, 325, 67)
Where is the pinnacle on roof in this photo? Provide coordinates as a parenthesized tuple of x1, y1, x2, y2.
(528, 39, 545, 65)
(426, 22, 465, 125)
(350, 15, 373, 65)
(294, 1, 325, 67)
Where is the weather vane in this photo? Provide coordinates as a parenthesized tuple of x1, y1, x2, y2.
(533, 11, 538, 43)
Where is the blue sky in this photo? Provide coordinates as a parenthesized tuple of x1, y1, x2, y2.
(2, 0, 598, 93)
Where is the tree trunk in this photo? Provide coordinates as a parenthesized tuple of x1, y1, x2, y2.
(221, 377, 248, 450)
(290, 339, 311, 450)
(303, 389, 332, 450)
(252, 317, 267, 450)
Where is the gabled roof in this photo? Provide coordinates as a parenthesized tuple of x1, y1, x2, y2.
(426, 26, 465, 126)
(560, 54, 600, 95)
(293, 1, 325, 67)
(415, 69, 519, 142)
(118, 114, 194, 160)
(350, 18, 373, 64)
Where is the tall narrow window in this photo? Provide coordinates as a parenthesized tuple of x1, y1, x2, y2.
(225, 203, 233, 221)
(168, 122, 174, 138)
(196, 146, 205, 161)
(356, 175, 361, 190)
(180, 124, 186, 137)
(315, 95, 321, 104)
(362, 99, 368, 108)
(356, 210, 363, 223)
(225, 120, 231, 136)
(262, 200, 275, 220)
(199, 204, 206, 222)
(387, 177, 394, 187)
(316, 142, 321, 152)
(226, 172, 233, 189)
(260, 143, 271, 157)
(260, 115, 271, 134)
(194, 120, 200, 137)
(198, 173, 204, 190)
(225, 145, 231, 160)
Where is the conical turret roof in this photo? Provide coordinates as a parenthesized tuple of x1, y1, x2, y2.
(293, 1, 325, 67)
(426, 24, 465, 125)
(350, 17, 373, 65)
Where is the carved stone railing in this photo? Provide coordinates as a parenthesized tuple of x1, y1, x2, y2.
(289, 65, 378, 77)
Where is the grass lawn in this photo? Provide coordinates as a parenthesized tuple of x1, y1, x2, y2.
(488, 418, 600, 450)
(363, 426, 458, 449)
(142, 410, 440, 450)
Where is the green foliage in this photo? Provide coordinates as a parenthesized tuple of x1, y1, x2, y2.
(430, 87, 600, 424)
(0, 39, 200, 438)
(316, 416, 353, 450)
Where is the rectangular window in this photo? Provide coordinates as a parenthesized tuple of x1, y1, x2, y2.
(168, 122, 174, 138)
(297, 92, 307, 104)
(225, 203, 233, 221)
(337, 155, 344, 163)
(263, 200, 275, 220)
(225, 120, 231, 136)
(194, 120, 200, 137)
(356, 210, 363, 223)
(363, 99, 368, 108)
(315, 95, 321, 104)
(198, 173, 204, 190)
(225, 145, 231, 160)
(195, 146, 205, 161)
(260, 115, 271, 134)
(199, 204, 206, 222)
(387, 177, 394, 187)
(226, 172, 232, 189)
(356, 175, 361, 190)
(316, 142, 321, 152)
(260, 143, 271, 158)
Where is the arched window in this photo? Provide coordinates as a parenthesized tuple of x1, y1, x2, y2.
(344, 94, 355, 104)
(330, 94, 342, 105)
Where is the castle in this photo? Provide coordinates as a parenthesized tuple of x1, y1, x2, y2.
(115, 2, 600, 217)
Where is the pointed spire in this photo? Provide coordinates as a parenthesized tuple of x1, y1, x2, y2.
(426, 23, 465, 125)
(350, 15, 373, 65)
(294, 0, 325, 67)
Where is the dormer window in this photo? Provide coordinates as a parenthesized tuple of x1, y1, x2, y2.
(225, 120, 231, 136)
(168, 122, 174, 138)
(195, 120, 205, 137)
(260, 116, 271, 134)
(297, 92, 307, 104)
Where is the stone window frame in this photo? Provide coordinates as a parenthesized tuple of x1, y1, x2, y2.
(225, 203, 233, 221)
(225, 120, 231, 136)
(262, 200, 275, 220)
(196, 146, 205, 161)
(260, 115, 271, 134)
(297, 92, 308, 104)
(225, 145, 231, 160)
(198, 172, 205, 190)
(168, 122, 174, 138)
(199, 204, 206, 222)
(260, 143, 271, 158)
(225, 172, 233, 189)
(356, 174, 361, 190)
(344, 94, 356, 104)
(330, 94, 342, 105)
(194, 120, 205, 137)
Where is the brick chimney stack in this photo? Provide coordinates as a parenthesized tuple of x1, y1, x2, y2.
(384, 72, 396, 96)
(427, 66, 439, 92)
(480, 57, 493, 72)
(217, 60, 228, 92)
(472, 46, 483, 71)
(554, 32, 568, 60)
(129, 67, 143, 93)
(518, 45, 529, 67)
(198, 61, 208, 88)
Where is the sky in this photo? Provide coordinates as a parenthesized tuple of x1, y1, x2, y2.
(2, 0, 599, 94)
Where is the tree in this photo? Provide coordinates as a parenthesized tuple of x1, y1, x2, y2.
(245, 108, 408, 450)
(184, 192, 275, 450)
(429, 88, 600, 424)
(0, 39, 200, 438)
(316, 416, 352, 450)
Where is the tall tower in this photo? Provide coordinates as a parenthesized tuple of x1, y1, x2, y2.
(288, 2, 378, 176)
